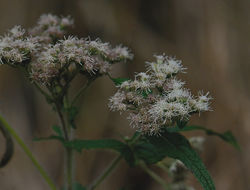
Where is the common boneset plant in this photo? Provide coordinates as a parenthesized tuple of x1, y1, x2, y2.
(0, 14, 239, 190)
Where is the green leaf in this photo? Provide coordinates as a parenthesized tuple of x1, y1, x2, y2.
(111, 77, 130, 86)
(65, 139, 127, 153)
(52, 125, 63, 137)
(141, 89, 152, 98)
(133, 131, 215, 190)
(167, 125, 240, 150)
(33, 126, 64, 143)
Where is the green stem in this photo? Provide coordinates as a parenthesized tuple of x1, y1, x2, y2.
(140, 163, 170, 190)
(66, 147, 73, 190)
(55, 103, 69, 141)
(71, 79, 93, 106)
(88, 155, 122, 190)
(64, 95, 75, 190)
(33, 82, 52, 102)
(0, 114, 57, 190)
(55, 102, 73, 190)
(87, 133, 142, 190)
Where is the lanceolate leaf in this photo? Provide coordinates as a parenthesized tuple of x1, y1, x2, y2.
(134, 131, 215, 190)
(33, 136, 133, 161)
(52, 125, 63, 137)
(166, 125, 240, 150)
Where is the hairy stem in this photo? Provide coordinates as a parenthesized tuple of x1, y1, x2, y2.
(88, 155, 122, 190)
(0, 114, 57, 190)
(140, 163, 170, 190)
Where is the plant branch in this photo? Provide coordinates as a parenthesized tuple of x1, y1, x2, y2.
(54, 101, 73, 190)
(33, 82, 52, 102)
(71, 79, 93, 106)
(88, 155, 122, 190)
(0, 114, 57, 190)
(87, 133, 142, 190)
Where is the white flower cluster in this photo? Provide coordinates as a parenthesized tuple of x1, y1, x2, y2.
(29, 14, 74, 43)
(109, 54, 211, 135)
(0, 26, 38, 64)
(0, 14, 133, 86)
(30, 36, 133, 84)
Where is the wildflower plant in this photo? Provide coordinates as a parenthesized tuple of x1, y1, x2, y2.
(0, 14, 239, 190)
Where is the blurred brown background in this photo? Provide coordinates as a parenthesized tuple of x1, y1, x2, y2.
(0, 0, 249, 189)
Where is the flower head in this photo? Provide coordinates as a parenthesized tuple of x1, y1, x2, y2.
(0, 26, 38, 64)
(29, 14, 74, 43)
(109, 54, 211, 135)
(0, 14, 133, 88)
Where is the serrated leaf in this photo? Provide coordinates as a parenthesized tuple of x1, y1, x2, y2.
(52, 125, 63, 137)
(64, 139, 127, 153)
(133, 131, 215, 190)
(167, 125, 240, 150)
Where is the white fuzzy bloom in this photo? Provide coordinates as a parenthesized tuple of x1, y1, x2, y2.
(109, 54, 211, 135)
(167, 88, 191, 101)
(191, 92, 211, 112)
(9, 26, 25, 38)
(169, 160, 186, 174)
(29, 14, 74, 43)
(109, 91, 127, 112)
(168, 78, 185, 89)
(88, 39, 110, 54)
(38, 14, 59, 26)
(149, 98, 190, 123)
(61, 16, 74, 27)
(0, 26, 38, 64)
(189, 136, 205, 152)
(119, 80, 132, 89)
(111, 45, 134, 60)
(133, 72, 152, 91)
(147, 55, 185, 78)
